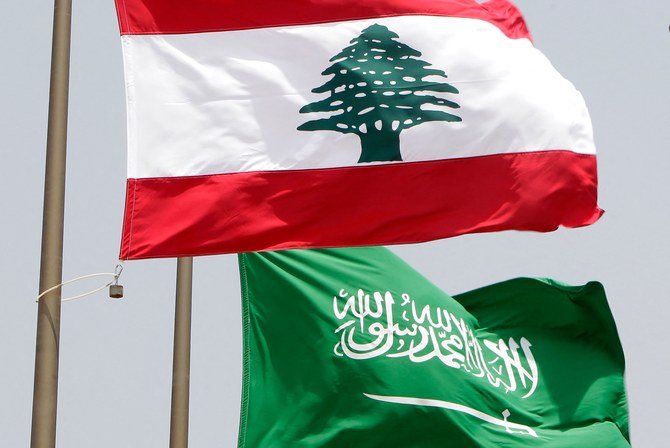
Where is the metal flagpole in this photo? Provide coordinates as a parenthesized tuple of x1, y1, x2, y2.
(31, 0, 72, 446)
(170, 257, 194, 448)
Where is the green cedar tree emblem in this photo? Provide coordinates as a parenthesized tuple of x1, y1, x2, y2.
(298, 24, 462, 163)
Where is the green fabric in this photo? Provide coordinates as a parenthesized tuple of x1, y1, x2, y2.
(238, 246, 629, 447)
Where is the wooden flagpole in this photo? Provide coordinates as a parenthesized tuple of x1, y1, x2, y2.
(170, 257, 194, 448)
(31, 0, 72, 446)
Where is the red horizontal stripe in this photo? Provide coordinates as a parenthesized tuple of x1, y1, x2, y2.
(115, 0, 530, 40)
(120, 152, 601, 260)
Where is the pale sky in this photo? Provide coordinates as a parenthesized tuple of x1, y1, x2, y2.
(2, 1, 669, 446)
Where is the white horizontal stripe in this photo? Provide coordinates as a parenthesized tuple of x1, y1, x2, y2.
(121, 15, 595, 178)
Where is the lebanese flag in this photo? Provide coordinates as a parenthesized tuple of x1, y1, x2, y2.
(115, 0, 602, 260)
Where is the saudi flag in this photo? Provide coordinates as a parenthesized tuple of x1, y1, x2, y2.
(238, 247, 629, 447)
(114, 0, 601, 260)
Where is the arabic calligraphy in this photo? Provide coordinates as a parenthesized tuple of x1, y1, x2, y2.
(333, 289, 539, 398)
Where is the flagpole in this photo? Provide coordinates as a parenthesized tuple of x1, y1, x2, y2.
(170, 257, 194, 448)
(30, 0, 72, 446)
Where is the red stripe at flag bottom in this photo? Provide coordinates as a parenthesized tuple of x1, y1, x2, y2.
(120, 151, 601, 260)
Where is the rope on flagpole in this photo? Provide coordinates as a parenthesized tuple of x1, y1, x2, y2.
(35, 263, 124, 303)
